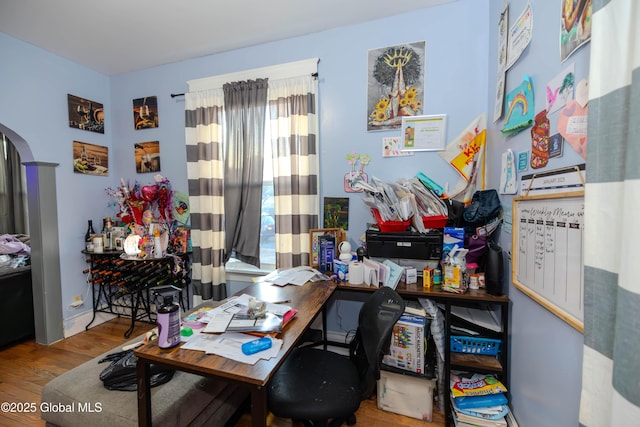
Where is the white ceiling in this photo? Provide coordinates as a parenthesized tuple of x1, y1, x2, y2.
(0, 0, 453, 76)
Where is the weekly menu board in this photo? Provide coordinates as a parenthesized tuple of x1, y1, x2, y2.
(512, 191, 584, 332)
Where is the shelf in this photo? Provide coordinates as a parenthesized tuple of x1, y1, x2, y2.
(336, 279, 510, 427)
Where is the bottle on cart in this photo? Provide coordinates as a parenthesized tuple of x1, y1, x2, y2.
(104, 217, 113, 250)
(85, 220, 96, 251)
(155, 288, 181, 349)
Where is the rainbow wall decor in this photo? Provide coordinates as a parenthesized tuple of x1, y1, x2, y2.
(502, 76, 535, 136)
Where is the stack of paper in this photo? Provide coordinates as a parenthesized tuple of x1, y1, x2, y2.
(181, 332, 283, 365)
(200, 294, 293, 334)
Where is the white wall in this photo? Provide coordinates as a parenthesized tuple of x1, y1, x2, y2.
(0, 0, 585, 424)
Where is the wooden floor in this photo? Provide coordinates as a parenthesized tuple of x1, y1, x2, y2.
(0, 318, 444, 426)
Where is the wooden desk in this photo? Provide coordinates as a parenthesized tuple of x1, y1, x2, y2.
(135, 280, 337, 427)
(338, 279, 510, 427)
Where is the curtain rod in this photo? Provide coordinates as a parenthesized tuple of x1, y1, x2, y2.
(170, 72, 319, 98)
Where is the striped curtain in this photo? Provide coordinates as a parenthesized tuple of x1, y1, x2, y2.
(268, 75, 319, 268)
(184, 89, 227, 301)
(579, 1, 640, 425)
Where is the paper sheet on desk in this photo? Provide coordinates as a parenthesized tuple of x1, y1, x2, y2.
(260, 266, 327, 286)
(181, 332, 282, 364)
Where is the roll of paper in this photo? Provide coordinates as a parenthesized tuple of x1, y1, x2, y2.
(349, 261, 364, 285)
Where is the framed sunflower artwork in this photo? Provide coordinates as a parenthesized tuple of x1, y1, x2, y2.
(366, 41, 425, 132)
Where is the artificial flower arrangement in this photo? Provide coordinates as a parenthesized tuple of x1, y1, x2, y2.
(106, 174, 190, 257)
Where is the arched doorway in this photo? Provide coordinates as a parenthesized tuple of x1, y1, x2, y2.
(0, 124, 64, 345)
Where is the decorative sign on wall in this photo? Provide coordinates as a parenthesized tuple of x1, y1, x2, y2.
(512, 190, 584, 332)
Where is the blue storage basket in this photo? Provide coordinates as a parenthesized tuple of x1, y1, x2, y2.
(450, 336, 501, 356)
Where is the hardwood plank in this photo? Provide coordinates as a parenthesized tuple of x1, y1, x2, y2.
(0, 317, 444, 426)
(0, 318, 153, 427)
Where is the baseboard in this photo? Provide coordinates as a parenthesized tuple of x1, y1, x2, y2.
(63, 309, 116, 338)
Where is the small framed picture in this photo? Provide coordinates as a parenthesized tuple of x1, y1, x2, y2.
(309, 228, 345, 269)
(134, 141, 161, 173)
(133, 96, 159, 129)
(68, 94, 104, 134)
(73, 141, 108, 176)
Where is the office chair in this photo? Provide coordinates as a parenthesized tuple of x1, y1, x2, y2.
(267, 286, 405, 426)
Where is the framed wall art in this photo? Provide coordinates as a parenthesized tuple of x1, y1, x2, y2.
(73, 141, 108, 176)
(133, 96, 159, 129)
(134, 141, 161, 173)
(367, 41, 425, 132)
(68, 94, 104, 134)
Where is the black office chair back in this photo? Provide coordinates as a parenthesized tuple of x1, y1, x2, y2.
(349, 286, 405, 400)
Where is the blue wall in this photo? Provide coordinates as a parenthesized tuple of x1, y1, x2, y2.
(0, 0, 586, 424)
(486, 1, 587, 426)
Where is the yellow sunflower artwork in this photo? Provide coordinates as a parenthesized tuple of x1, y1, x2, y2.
(367, 41, 425, 131)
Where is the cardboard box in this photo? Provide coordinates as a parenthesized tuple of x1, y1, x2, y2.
(382, 314, 427, 374)
(377, 370, 435, 421)
(442, 227, 464, 260)
(333, 259, 348, 281)
(403, 266, 417, 284)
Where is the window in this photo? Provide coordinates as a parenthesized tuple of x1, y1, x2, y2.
(185, 58, 319, 299)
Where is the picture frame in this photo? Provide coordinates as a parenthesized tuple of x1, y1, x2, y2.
(309, 228, 345, 269)
(73, 140, 108, 176)
(367, 41, 426, 132)
(67, 94, 104, 134)
(134, 141, 161, 173)
(133, 96, 159, 129)
(400, 114, 447, 151)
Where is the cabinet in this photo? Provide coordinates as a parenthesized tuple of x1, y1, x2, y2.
(337, 279, 509, 427)
(82, 250, 191, 337)
(0, 266, 34, 347)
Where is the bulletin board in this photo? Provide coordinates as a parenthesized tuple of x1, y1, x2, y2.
(512, 191, 584, 332)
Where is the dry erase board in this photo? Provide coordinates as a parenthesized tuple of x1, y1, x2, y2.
(512, 191, 584, 332)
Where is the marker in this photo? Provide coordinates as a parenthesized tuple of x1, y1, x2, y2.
(270, 299, 291, 304)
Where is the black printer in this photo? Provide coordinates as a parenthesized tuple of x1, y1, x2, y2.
(366, 229, 443, 261)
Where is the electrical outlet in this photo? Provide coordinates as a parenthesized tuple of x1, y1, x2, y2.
(71, 295, 83, 307)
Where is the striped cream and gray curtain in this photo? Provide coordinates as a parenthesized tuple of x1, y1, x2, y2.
(268, 75, 319, 268)
(184, 89, 227, 301)
(579, 0, 640, 425)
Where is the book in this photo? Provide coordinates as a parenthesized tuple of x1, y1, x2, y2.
(453, 393, 508, 410)
(451, 373, 508, 398)
(452, 410, 507, 427)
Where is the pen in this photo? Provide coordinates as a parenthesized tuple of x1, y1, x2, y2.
(270, 299, 291, 304)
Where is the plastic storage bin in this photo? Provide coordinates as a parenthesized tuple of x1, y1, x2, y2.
(450, 336, 501, 356)
(371, 209, 411, 232)
(422, 215, 448, 229)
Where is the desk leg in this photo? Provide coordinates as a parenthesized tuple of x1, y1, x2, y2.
(137, 359, 152, 427)
(251, 387, 267, 427)
(322, 305, 328, 350)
